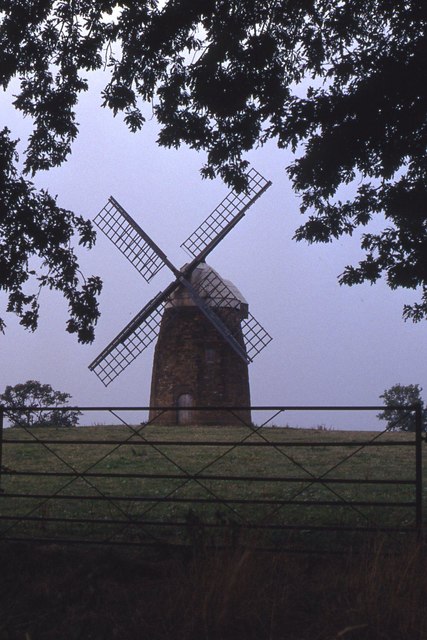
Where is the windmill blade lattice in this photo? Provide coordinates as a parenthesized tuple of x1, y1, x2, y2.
(179, 274, 250, 363)
(241, 314, 273, 361)
(89, 291, 175, 386)
(195, 268, 245, 313)
(180, 168, 271, 259)
(94, 196, 166, 282)
(195, 269, 272, 361)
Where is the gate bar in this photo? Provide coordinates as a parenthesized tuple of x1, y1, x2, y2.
(0, 406, 3, 493)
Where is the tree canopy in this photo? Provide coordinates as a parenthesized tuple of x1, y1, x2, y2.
(1, 0, 426, 332)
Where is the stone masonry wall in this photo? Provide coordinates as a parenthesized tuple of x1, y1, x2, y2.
(149, 307, 251, 425)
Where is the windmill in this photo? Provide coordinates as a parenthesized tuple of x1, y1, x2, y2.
(89, 168, 273, 425)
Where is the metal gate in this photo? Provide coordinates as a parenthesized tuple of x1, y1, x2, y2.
(0, 405, 424, 552)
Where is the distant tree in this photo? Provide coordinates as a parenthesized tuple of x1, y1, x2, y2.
(0, 1, 426, 327)
(378, 384, 427, 432)
(0, 380, 81, 428)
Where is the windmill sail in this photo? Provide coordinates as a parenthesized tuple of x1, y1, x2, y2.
(89, 289, 174, 386)
(241, 313, 273, 361)
(179, 274, 250, 363)
(94, 197, 167, 282)
(194, 267, 272, 361)
(180, 168, 272, 261)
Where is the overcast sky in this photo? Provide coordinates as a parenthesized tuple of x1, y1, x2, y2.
(1, 73, 425, 430)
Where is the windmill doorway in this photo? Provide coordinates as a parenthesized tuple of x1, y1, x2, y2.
(177, 393, 193, 425)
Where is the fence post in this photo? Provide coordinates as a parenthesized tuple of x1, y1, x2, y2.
(0, 405, 3, 492)
(414, 402, 423, 539)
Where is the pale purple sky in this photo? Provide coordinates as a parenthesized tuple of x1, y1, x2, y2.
(1, 73, 425, 429)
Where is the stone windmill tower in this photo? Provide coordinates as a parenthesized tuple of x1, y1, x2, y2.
(89, 169, 272, 425)
(149, 262, 251, 425)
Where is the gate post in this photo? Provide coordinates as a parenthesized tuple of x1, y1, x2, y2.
(414, 402, 423, 539)
(0, 405, 3, 492)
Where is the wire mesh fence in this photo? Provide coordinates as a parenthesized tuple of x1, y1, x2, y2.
(0, 405, 424, 553)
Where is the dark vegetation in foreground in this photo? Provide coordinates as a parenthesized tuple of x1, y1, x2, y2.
(0, 539, 426, 640)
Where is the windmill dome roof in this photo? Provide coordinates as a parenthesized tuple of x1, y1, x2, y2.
(167, 262, 248, 316)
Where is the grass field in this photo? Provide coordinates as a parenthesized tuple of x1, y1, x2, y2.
(0, 422, 424, 551)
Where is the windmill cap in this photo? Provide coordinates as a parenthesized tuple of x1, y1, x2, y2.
(166, 262, 249, 316)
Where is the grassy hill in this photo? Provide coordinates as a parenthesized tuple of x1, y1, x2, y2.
(0, 424, 423, 551)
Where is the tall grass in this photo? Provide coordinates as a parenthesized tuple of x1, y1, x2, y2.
(0, 538, 426, 639)
(165, 540, 427, 639)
